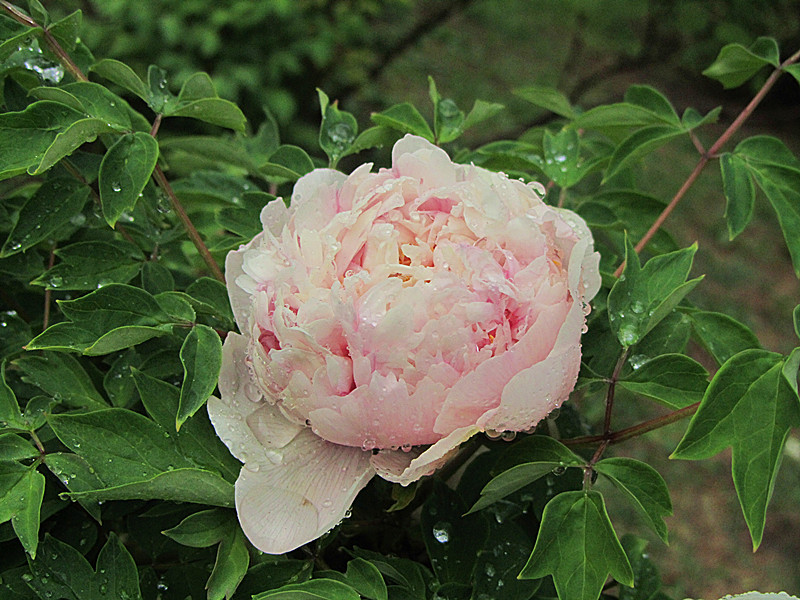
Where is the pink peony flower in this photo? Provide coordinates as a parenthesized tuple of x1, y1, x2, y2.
(209, 135, 601, 554)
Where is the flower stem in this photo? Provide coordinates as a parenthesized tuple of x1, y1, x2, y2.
(614, 46, 800, 278)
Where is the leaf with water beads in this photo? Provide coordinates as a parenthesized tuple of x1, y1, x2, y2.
(318, 89, 358, 168)
(607, 236, 703, 348)
(99, 132, 159, 227)
(0, 464, 44, 558)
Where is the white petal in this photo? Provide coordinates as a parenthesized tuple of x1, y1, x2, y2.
(235, 429, 374, 554)
(259, 198, 289, 236)
(371, 425, 478, 486)
(225, 241, 258, 333)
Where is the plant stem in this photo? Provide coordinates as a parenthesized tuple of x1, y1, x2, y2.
(152, 165, 225, 282)
(0, 1, 87, 82)
(614, 46, 800, 278)
(564, 401, 700, 449)
(42, 242, 56, 330)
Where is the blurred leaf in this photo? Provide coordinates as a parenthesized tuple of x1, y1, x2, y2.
(618, 354, 708, 408)
(318, 89, 358, 168)
(672, 349, 800, 549)
(31, 240, 142, 290)
(48, 10, 81, 52)
(177, 324, 222, 430)
(14, 352, 107, 410)
(1, 178, 89, 257)
(26, 0, 49, 27)
(428, 77, 464, 144)
(0, 465, 44, 557)
(703, 36, 780, 88)
(421, 481, 488, 584)
(519, 490, 633, 599)
(89, 58, 149, 101)
(217, 191, 273, 239)
(594, 458, 672, 542)
(720, 152, 755, 239)
(514, 85, 575, 119)
(371, 102, 434, 141)
(253, 578, 362, 600)
(785, 63, 800, 87)
(99, 132, 159, 226)
(608, 237, 702, 347)
(619, 535, 663, 600)
(689, 310, 760, 366)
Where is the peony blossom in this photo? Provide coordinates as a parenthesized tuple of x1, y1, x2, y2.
(208, 134, 601, 554)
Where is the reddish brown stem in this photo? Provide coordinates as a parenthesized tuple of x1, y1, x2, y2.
(614, 46, 800, 278)
(565, 401, 700, 449)
(152, 165, 225, 282)
(42, 242, 56, 330)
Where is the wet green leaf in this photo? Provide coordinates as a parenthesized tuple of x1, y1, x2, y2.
(30, 118, 121, 175)
(0, 434, 38, 461)
(689, 310, 760, 366)
(162, 508, 234, 547)
(618, 353, 708, 408)
(89, 58, 149, 101)
(207, 525, 249, 600)
(514, 85, 575, 119)
(371, 102, 434, 141)
(0, 465, 43, 557)
(603, 125, 685, 182)
(253, 579, 362, 600)
(318, 89, 358, 167)
(168, 98, 247, 131)
(720, 152, 755, 239)
(177, 324, 222, 430)
(14, 352, 107, 410)
(31, 241, 142, 290)
(99, 132, 159, 226)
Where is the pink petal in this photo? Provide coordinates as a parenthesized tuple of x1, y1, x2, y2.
(235, 429, 374, 554)
(225, 241, 258, 333)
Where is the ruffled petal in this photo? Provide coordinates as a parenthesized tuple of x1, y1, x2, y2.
(235, 429, 374, 554)
(371, 425, 478, 486)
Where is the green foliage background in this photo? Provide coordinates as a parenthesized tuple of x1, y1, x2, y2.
(0, 1, 799, 600)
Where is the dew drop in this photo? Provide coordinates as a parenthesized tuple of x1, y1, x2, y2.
(111, 182, 122, 192)
(432, 521, 451, 543)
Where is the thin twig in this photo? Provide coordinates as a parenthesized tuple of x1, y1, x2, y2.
(42, 242, 56, 330)
(564, 401, 700, 449)
(614, 46, 800, 277)
(603, 349, 628, 436)
(152, 165, 225, 282)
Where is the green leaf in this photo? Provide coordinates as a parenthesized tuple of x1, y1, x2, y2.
(519, 490, 633, 599)
(260, 145, 315, 182)
(178, 72, 217, 101)
(624, 85, 681, 126)
(99, 132, 160, 226)
(253, 579, 362, 600)
(162, 508, 233, 547)
(672, 349, 800, 549)
(27, 0, 49, 26)
(680, 105, 721, 130)
(703, 37, 780, 88)
(177, 324, 222, 430)
(473, 520, 539, 600)
(428, 77, 465, 144)
(785, 63, 800, 88)
(618, 353, 708, 408)
(421, 481, 489, 584)
(48, 408, 234, 506)
(30, 118, 122, 175)
(689, 311, 760, 366)
(48, 10, 82, 52)
(31, 240, 143, 290)
(1, 178, 90, 257)
(343, 559, 388, 600)
(0, 362, 26, 430)
(26, 533, 142, 600)
(39, 82, 132, 128)
(461, 99, 504, 133)
(207, 525, 249, 600)
(469, 436, 585, 513)
(155, 292, 196, 323)
(0, 100, 84, 179)
(146, 65, 175, 113)
(371, 102, 434, 141)
(141, 261, 175, 294)
(26, 322, 170, 356)
(748, 173, 800, 277)
(318, 89, 358, 168)
(608, 238, 703, 347)
(603, 125, 685, 182)
(185, 277, 235, 326)
(532, 127, 602, 188)
(89, 58, 149, 101)
(514, 85, 575, 119)
(0, 465, 44, 557)
(594, 458, 672, 542)
(345, 126, 400, 157)
(619, 535, 663, 600)
(43, 453, 104, 521)
(168, 98, 247, 132)
(14, 352, 108, 410)
(59, 283, 171, 327)
(133, 370, 240, 481)
(0, 434, 38, 461)
(720, 152, 755, 239)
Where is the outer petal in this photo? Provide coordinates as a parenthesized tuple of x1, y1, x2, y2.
(235, 429, 375, 554)
(225, 242, 258, 333)
(371, 425, 478, 486)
